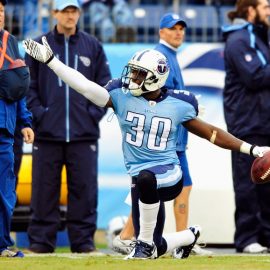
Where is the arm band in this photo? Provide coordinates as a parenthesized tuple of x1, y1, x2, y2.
(210, 130, 217, 144)
(240, 142, 252, 155)
(48, 57, 110, 107)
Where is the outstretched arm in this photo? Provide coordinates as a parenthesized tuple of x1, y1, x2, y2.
(23, 37, 113, 108)
(184, 118, 269, 157)
(47, 57, 113, 108)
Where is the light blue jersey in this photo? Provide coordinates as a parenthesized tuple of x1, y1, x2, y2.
(105, 79, 198, 176)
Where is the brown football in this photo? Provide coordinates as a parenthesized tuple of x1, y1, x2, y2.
(251, 151, 270, 184)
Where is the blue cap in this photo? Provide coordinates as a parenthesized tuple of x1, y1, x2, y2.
(0, 0, 7, 5)
(159, 13, 187, 29)
(54, 0, 80, 11)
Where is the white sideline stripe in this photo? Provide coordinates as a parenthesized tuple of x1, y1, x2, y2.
(25, 252, 110, 258)
(24, 252, 270, 258)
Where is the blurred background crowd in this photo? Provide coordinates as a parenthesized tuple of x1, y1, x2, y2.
(5, 0, 236, 43)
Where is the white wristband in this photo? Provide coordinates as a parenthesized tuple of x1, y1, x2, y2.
(240, 142, 252, 155)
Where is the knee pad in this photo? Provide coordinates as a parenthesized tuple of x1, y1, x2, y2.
(137, 170, 159, 204)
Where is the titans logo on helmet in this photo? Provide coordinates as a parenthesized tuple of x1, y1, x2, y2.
(157, 60, 169, 75)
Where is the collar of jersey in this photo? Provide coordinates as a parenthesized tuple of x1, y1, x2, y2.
(141, 88, 169, 103)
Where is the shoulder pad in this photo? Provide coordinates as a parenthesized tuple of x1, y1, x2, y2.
(169, 89, 198, 115)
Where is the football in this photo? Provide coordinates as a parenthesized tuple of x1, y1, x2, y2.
(251, 151, 270, 184)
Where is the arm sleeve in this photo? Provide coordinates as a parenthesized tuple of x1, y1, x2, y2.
(87, 43, 111, 120)
(48, 57, 110, 107)
(16, 97, 33, 129)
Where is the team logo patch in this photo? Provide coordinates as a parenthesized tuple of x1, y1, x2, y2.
(90, 144, 96, 152)
(172, 14, 180, 19)
(79, 56, 91, 67)
(157, 60, 168, 75)
(244, 54, 252, 62)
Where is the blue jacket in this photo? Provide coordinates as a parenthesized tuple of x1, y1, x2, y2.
(222, 20, 270, 137)
(25, 27, 112, 142)
(0, 30, 32, 135)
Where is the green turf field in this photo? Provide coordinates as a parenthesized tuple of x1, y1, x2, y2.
(0, 254, 270, 270)
(5, 232, 269, 269)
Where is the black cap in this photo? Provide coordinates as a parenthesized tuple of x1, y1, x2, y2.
(0, 0, 7, 5)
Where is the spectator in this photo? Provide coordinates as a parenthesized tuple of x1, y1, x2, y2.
(0, 0, 34, 257)
(4, 0, 23, 36)
(23, 0, 39, 38)
(25, 0, 111, 253)
(4, 0, 50, 39)
(222, 0, 270, 253)
(81, 0, 136, 42)
(23, 0, 52, 39)
(24, 35, 270, 259)
(111, 13, 212, 256)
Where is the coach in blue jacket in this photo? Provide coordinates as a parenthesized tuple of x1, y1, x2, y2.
(25, 0, 111, 253)
(222, 0, 270, 254)
(0, 0, 34, 257)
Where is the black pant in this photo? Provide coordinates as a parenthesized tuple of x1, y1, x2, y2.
(232, 135, 270, 251)
(131, 174, 183, 257)
(28, 140, 98, 252)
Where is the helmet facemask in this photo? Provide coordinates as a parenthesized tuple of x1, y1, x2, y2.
(122, 64, 155, 96)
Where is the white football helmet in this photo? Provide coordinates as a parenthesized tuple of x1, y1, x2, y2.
(121, 49, 170, 96)
(106, 215, 128, 249)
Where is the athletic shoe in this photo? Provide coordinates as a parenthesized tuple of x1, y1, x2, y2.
(242, 243, 267, 254)
(112, 235, 135, 255)
(191, 244, 213, 256)
(124, 240, 157, 260)
(173, 225, 201, 259)
(0, 249, 24, 257)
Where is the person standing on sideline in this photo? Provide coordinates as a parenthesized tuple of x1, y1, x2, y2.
(25, 0, 111, 253)
(111, 13, 212, 256)
(222, 0, 270, 254)
(23, 35, 270, 259)
(0, 0, 34, 257)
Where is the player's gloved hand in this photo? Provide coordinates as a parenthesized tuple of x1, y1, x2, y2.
(251, 146, 270, 158)
(22, 36, 54, 64)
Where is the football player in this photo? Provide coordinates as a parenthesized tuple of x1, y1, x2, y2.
(23, 38, 269, 259)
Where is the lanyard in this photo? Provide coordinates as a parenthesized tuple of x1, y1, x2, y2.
(0, 31, 14, 69)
